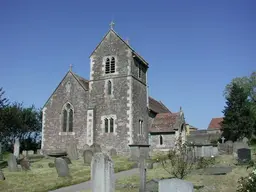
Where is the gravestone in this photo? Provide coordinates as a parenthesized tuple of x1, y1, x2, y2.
(67, 141, 79, 160)
(7, 154, 18, 172)
(28, 150, 34, 155)
(13, 138, 20, 158)
(233, 141, 249, 158)
(203, 166, 232, 175)
(221, 137, 225, 144)
(22, 150, 28, 156)
(242, 137, 249, 144)
(146, 179, 159, 192)
(0, 170, 5, 180)
(83, 150, 93, 165)
(109, 148, 117, 157)
(159, 178, 194, 192)
(212, 147, 219, 156)
(91, 153, 114, 192)
(20, 157, 30, 171)
(90, 143, 101, 153)
(55, 158, 70, 177)
(237, 148, 251, 164)
(61, 156, 72, 164)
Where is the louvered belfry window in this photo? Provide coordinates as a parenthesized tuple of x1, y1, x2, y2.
(105, 57, 115, 74)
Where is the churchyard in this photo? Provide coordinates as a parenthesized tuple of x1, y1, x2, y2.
(0, 137, 255, 192)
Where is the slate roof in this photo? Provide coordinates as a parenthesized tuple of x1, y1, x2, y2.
(208, 117, 223, 129)
(148, 97, 171, 114)
(73, 73, 89, 90)
(149, 112, 180, 133)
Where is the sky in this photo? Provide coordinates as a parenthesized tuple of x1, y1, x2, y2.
(0, 0, 255, 129)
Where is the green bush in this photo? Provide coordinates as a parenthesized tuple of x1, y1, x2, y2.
(237, 168, 256, 192)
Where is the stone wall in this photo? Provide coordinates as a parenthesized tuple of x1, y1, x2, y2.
(42, 72, 88, 153)
(149, 133, 176, 151)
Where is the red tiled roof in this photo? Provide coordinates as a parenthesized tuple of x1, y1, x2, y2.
(208, 117, 223, 129)
(150, 112, 179, 133)
(148, 97, 171, 113)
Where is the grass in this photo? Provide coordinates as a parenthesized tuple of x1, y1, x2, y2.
(0, 154, 136, 192)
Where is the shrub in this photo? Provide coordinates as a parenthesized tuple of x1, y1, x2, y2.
(159, 138, 195, 179)
(237, 168, 256, 192)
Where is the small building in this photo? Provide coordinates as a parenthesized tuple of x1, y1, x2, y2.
(208, 117, 223, 134)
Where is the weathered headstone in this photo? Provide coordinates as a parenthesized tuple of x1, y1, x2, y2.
(212, 147, 219, 156)
(83, 150, 93, 165)
(159, 178, 194, 192)
(242, 137, 249, 144)
(109, 148, 117, 157)
(28, 150, 34, 155)
(91, 153, 114, 192)
(237, 148, 251, 164)
(13, 138, 20, 158)
(55, 158, 70, 177)
(233, 141, 249, 158)
(90, 143, 101, 153)
(20, 157, 30, 171)
(67, 141, 79, 160)
(0, 170, 5, 180)
(7, 154, 18, 172)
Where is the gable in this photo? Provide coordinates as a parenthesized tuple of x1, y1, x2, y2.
(43, 71, 89, 108)
(208, 117, 223, 129)
(90, 29, 148, 67)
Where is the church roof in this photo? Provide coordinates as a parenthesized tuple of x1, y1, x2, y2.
(149, 112, 180, 133)
(208, 117, 223, 129)
(148, 97, 171, 113)
(90, 29, 148, 67)
(72, 73, 89, 90)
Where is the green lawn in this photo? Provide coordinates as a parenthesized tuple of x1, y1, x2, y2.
(0, 155, 136, 192)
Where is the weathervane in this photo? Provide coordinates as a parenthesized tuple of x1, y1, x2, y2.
(110, 21, 115, 30)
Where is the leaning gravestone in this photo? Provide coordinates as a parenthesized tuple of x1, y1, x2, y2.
(13, 138, 20, 158)
(8, 154, 18, 172)
(91, 153, 114, 192)
(0, 170, 5, 180)
(67, 141, 79, 160)
(159, 178, 194, 192)
(55, 158, 70, 177)
(20, 157, 30, 171)
(83, 150, 93, 165)
(90, 143, 101, 153)
(237, 148, 251, 164)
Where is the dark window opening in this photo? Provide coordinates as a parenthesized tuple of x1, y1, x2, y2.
(110, 118, 114, 132)
(105, 118, 109, 133)
(105, 58, 110, 74)
(160, 135, 163, 145)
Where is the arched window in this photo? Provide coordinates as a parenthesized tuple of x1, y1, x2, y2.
(105, 118, 109, 133)
(105, 58, 110, 74)
(110, 118, 114, 132)
(62, 103, 74, 132)
(160, 135, 163, 145)
(107, 81, 112, 95)
(139, 120, 143, 135)
(110, 57, 115, 73)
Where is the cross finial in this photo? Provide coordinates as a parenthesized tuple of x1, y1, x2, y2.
(110, 21, 115, 30)
(69, 64, 73, 71)
(126, 37, 130, 45)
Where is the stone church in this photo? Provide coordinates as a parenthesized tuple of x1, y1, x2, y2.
(41, 26, 186, 156)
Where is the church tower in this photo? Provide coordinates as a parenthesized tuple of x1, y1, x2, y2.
(86, 23, 149, 154)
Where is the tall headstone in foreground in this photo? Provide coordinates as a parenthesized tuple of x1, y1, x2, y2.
(91, 153, 114, 192)
(7, 154, 18, 172)
(13, 138, 20, 158)
(159, 178, 194, 192)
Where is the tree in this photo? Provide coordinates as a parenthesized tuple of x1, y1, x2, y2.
(221, 83, 254, 141)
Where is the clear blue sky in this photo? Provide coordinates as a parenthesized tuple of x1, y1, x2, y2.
(0, 0, 255, 129)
